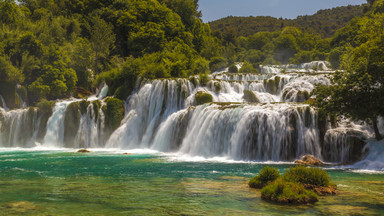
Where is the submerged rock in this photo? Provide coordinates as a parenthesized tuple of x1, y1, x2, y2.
(77, 149, 91, 153)
(294, 155, 324, 166)
(303, 184, 339, 196)
(4, 201, 37, 212)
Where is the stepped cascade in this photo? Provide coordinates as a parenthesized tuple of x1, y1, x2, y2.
(0, 61, 374, 163)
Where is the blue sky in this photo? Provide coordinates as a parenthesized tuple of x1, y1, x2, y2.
(199, 0, 367, 22)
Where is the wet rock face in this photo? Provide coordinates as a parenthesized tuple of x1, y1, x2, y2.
(294, 155, 324, 166)
(323, 129, 369, 163)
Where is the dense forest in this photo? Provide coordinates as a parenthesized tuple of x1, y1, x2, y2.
(0, 0, 223, 108)
(209, 5, 365, 38)
(1, 0, 384, 141)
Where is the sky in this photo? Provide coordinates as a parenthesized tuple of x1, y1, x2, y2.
(199, 0, 367, 22)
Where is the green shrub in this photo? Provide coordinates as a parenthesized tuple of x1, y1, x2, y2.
(239, 61, 258, 73)
(283, 166, 330, 187)
(195, 91, 213, 105)
(114, 86, 131, 101)
(261, 179, 319, 204)
(209, 56, 228, 72)
(249, 166, 280, 189)
(243, 90, 259, 103)
(36, 99, 55, 114)
(228, 64, 238, 73)
(199, 73, 210, 86)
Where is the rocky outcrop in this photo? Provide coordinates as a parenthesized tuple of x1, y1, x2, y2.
(295, 155, 324, 166)
(77, 149, 91, 153)
(303, 184, 339, 196)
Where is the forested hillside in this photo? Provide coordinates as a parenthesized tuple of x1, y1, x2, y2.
(0, 0, 222, 108)
(209, 5, 364, 38)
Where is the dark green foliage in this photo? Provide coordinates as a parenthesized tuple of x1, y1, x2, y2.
(114, 86, 131, 101)
(209, 5, 364, 38)
(314, 1, 384, 140)
(209, 57, 228, 72)
(261, 178, 319, 204)
(0, 0, 220, 104)
(249, 166, 280, 189)
(195, 91, 213, 105)
(328, 47, 345, 69)
(228, 64, 238, 73)
(243, 90, 259, 103)
(283, 166, 331, 187)
(103, 98, 124, 132)
(239, 61, 258, 73)
(199, 73, 210, 86)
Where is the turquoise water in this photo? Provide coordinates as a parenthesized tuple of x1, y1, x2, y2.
(0, 150, 383, 215)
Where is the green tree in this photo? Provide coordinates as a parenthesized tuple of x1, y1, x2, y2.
(70, 38, 94, 89)
(0, 56, 24, 83)
(89, 15, 116, 74)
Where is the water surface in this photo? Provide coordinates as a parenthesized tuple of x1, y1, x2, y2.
(0, 150, 383, 215)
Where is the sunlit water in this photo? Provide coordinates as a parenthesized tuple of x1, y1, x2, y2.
(0, 150, 383, 215)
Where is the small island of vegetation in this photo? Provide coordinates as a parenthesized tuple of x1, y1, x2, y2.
(249, 166, 338, 205)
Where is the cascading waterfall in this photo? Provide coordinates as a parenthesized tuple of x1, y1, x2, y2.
(43, 100, 76, 147)
(0, 95, 9, 111)
(0, 108, 41, 147)
(0, 61, 378, 165)
(73, 101, 106, 148)
(151, 103, 321, 161)
(16, 92, 27, 109)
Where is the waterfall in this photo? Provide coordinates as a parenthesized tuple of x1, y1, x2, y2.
(98, 83, 109, 99)
(0, 108, 41, 147)
(72, 101, 106, 148)
(0, 95, 9, 111)
(0, 62, 376, 165)
(43, 100, 77, 147)
(16, 92, 27, 109)
(149, 103, 321, 161)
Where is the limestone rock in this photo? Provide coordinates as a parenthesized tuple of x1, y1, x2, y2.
(77, 149, 91, 153)
(294, 155, 324, 166)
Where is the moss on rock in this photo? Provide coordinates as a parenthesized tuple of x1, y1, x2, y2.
(214, 82, 222, 92)
(64, 102, 81, 146)
(243, 90, 259, 103)
(189, 77, 198, 87)
(36, 99, 55, 115)
(195, 91, 213, 105)
(92, 100, 101, 122)
(261, 179, 319, 204)
(103, 97, 125, 132)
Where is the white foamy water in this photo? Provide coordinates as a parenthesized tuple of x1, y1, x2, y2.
(1, 62, 382, 170)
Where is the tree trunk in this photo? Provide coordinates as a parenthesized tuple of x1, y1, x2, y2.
(372, 119, 383, 140)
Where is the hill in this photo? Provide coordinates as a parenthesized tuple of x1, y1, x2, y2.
(208, 5, 365, 38)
